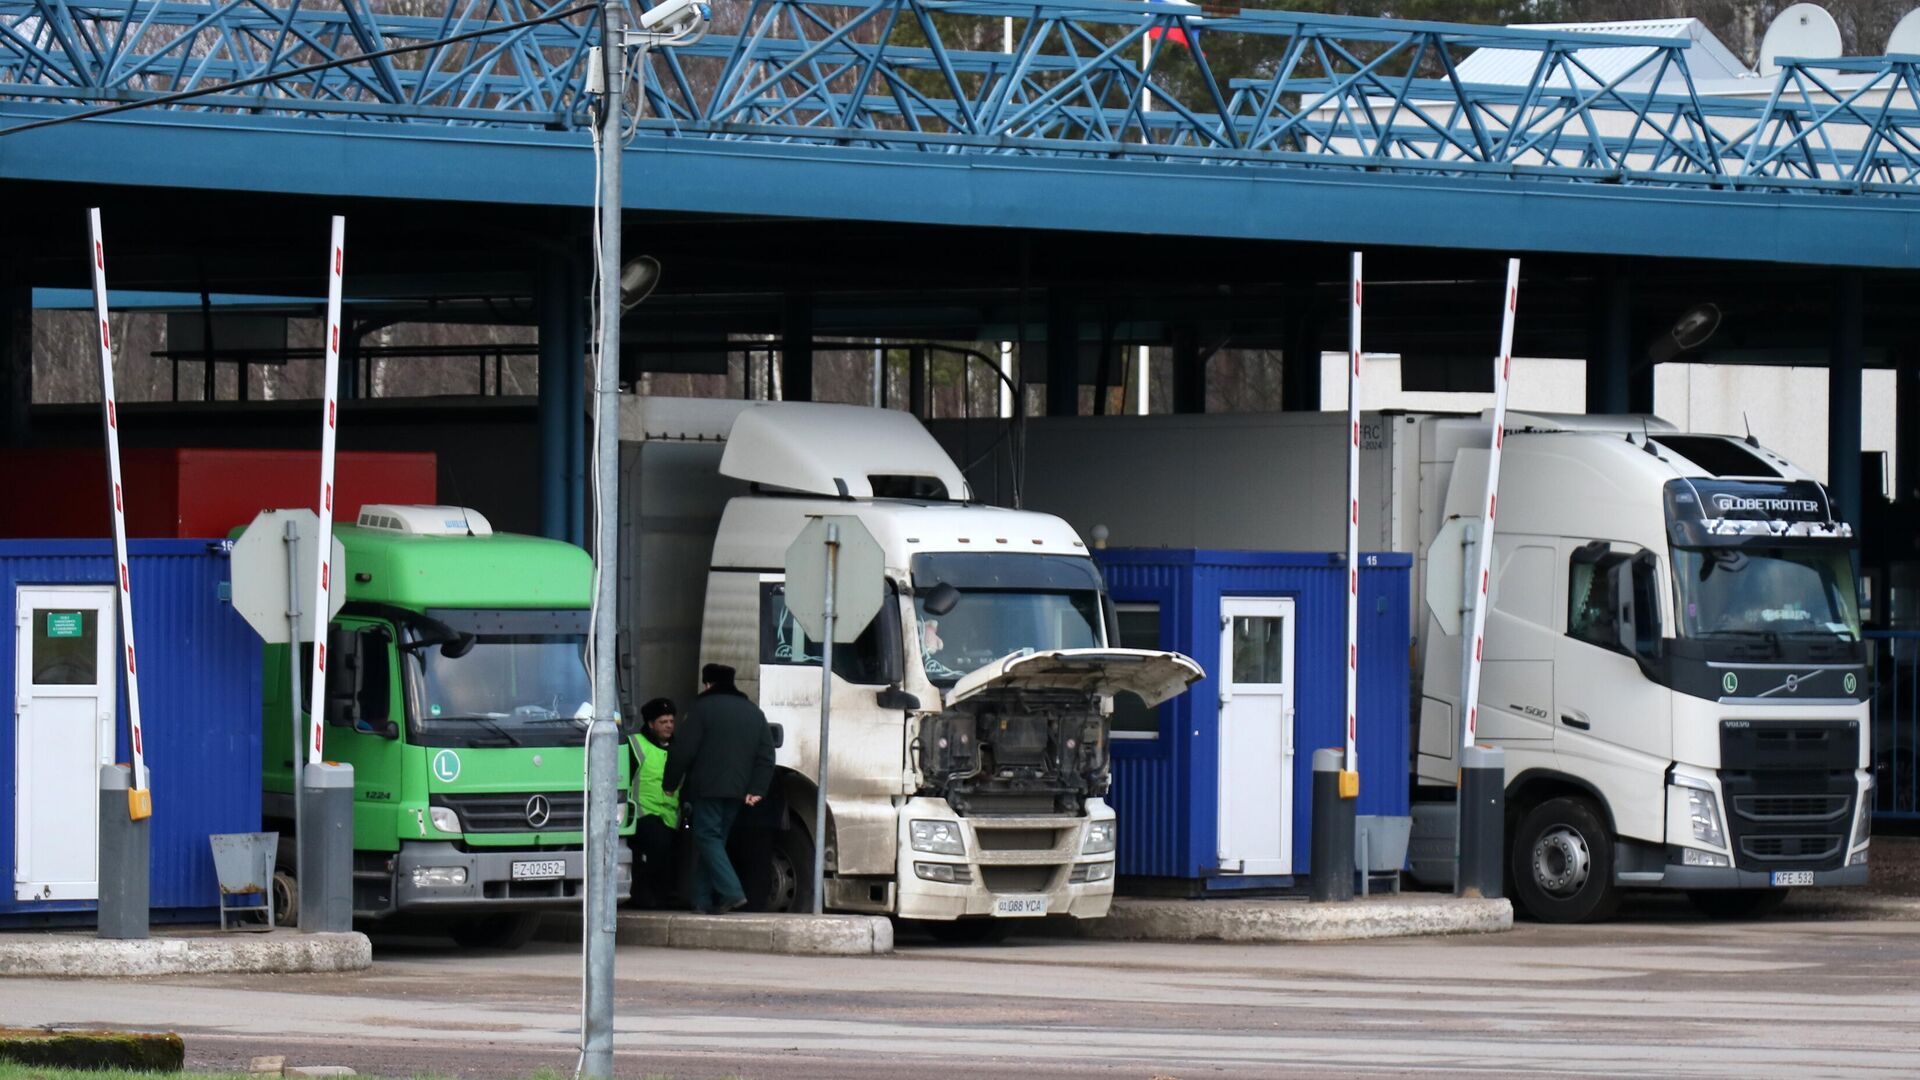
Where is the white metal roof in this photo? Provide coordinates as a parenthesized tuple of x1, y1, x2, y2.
(1454, 19, 1756, 94)
(717, 401, 971, 501)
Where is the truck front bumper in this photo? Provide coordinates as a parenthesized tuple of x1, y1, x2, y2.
(1620, 863, 1869, 890)
(894, 796, 1115, 922)
(390, 842, 632, 914)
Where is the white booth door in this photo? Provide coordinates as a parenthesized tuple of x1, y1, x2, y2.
(13, 586, 115, 902)
(1216, 597, 1297, 876)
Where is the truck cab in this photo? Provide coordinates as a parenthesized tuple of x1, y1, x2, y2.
(1415, 418, 1870, 920)
(262, 504, 631, 946)
(624, 400, 1200, 931)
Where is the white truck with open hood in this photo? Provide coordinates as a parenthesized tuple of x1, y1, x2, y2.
(618, 397, 1201, 931)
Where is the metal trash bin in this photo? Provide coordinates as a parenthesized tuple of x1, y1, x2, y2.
(210, 832, 279, 930)
(1354, 815, 1413, 896)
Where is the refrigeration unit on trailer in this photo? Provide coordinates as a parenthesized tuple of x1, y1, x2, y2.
(932, 410, 1870, 921)
(619, 398, 1201, 936)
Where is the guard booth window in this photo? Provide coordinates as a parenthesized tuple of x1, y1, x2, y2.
(760, 581, 895, 686)
(1111, 604, 1161, 740)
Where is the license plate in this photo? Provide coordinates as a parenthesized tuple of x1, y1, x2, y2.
(512, 859, 567, 881)
(992, 895, 1048, 918)
(1771, 870, 1814, 887)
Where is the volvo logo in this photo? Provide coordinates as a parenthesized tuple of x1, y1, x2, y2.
(1783, 673, 1801, 693)
(525, 794, 552, 829)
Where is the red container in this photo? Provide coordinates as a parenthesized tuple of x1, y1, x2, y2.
(0, 448, 437, 539)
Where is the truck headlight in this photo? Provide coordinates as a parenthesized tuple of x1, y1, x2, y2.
(411, 866, 467, 888)
(1083, 820, 1116, 855)
(910, 819, 966, 855)
(429, 806, 461, 833)
(1682, 848, 1729, 867)
(1672, 776, 1724, 848)
(1853, 786, 1872, 850)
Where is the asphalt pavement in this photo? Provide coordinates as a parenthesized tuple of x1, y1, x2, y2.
(5, 895, 1918, 1080)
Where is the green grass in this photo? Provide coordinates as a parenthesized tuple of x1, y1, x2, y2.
(0, 1065, 744, 1080)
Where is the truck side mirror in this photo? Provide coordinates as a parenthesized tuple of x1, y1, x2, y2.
(1607, 554, 1663, 662)
(324, 625, 363, 729)
(922, 582, 960, 617)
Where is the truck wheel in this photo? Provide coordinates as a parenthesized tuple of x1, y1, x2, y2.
(920, 919, 1009, 945)
(271, 868, 299, 928)
(1510, 797, 1621, 923)
(764, 825, 816, 914)
(1688, 889, 1789, 920)
(448, 912, 542, 949)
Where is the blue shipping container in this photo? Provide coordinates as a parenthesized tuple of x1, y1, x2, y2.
(0, 539, 262, 922)
(1097, 549, 1411, 889)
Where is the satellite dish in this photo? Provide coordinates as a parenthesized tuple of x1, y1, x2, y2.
(1890, 9, 1920, 57)
(1758, 3, 1842, 76)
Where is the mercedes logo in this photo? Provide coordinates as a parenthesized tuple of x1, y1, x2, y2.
(525, 794, 552, 829)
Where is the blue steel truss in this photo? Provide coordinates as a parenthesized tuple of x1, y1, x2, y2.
(2, 0, 1920, 197)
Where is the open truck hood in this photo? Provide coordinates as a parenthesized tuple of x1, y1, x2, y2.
(944, 648, 1203, 708)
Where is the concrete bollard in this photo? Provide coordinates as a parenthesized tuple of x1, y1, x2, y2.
(1309, 748, 1355, 903)
(97, 764, 149, 940)
(1457, 745, 1505, 899)
(299, 761, 355, 932)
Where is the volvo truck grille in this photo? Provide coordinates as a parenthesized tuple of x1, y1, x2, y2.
(433, 792, 586, 833)
(1718, 720, 1858, 873)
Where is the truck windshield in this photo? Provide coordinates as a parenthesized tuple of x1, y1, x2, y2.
(910, 552, 1106, 684)
(404, 629, 593, 749)
(1671, 547, 1861, 643)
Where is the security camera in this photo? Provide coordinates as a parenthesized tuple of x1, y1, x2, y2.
(637, 0, 710, 36)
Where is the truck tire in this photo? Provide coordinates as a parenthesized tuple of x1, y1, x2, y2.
(271, 868, 299, 928)
(1688, 889, 1789, 920)
(1510, 796, 1622, 923)
(763, 824, 816, 914)
(448, 912, 542, 949)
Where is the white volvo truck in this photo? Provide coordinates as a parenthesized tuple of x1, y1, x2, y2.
(618, 397, 1201, 935)
(931, 410, 1871, 922)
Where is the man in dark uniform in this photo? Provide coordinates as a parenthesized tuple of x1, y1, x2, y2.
(663, 663, 775, 914)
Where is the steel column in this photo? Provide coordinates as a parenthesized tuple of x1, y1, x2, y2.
(1831, 270, 1865, 531)
(0, 279, 27, 447)
(1587, 263, 1632, 415)
(537, 252, 577, 542)
(1898, 351, 1920, 506)
(1171, 322, 1204, 414)
(1282, 292, 1321, 412)
(566, 249, 589, 548)
(1046, 290, 1078, 417)
(781, 291, 813, 402)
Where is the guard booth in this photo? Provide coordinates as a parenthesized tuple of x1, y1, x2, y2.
(1, 539, 261, 923)
(1096, 549, 1411, 893)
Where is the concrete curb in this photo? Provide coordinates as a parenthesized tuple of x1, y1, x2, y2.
(1783, 890, 1920, 921)
(1076, 894, 1513, 943)
(540, 910, 893, 955)
(0, 930, 371, 977)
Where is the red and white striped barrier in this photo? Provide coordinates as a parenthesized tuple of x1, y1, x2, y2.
(1461, 258, 1522, 750)
(306, 217, 346, 766)
(1344, 251, 1362, 779)
(87, 209, 151, 820)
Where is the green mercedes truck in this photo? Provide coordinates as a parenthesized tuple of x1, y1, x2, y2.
(261, 504, 632, 947)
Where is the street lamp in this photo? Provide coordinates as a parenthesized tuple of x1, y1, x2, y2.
(579, 5, 709, 1078)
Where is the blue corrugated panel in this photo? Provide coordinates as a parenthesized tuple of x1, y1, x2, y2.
(0, 540, 262, 920)
(1099, 549, 1411, 884)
